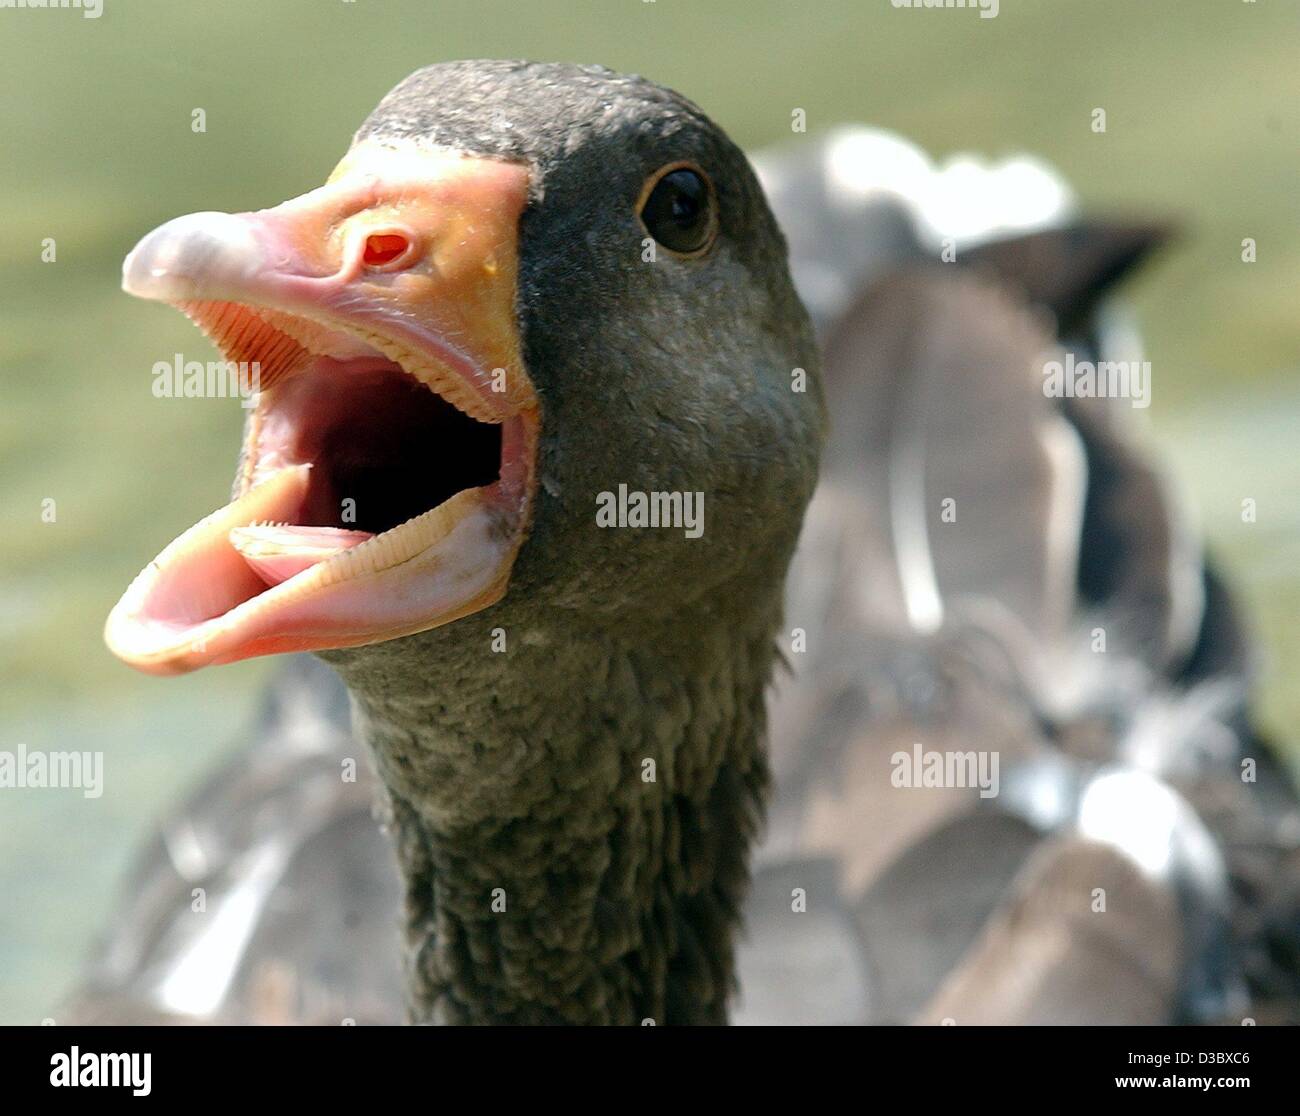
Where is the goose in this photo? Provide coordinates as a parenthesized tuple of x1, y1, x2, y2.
(101, 60, 823, 1026)
(77, 63, 1300, 1025)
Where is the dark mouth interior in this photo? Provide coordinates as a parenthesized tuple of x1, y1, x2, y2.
(263, 357, 502, 535)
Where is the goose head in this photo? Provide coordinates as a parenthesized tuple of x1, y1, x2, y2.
(106, 60, 823, 676)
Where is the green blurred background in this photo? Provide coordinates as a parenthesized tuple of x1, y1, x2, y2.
(0, 0, 1296, 1023)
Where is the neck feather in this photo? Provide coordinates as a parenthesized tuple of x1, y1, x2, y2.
(324, 605, 777, 1024)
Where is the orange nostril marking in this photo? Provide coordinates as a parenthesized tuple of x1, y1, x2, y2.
(363, 233, 411, 267)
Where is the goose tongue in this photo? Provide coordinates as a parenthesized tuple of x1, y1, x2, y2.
(229, 525, 374, 587)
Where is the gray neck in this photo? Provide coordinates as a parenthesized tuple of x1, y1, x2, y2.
(322, 602, 777, 1024)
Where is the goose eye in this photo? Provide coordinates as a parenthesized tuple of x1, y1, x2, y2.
(638, 164, 716, 256)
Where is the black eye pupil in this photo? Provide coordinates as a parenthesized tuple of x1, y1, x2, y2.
(641, 167, 714, 254)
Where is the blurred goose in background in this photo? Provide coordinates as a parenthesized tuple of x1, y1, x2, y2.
(754, 128, 1300, 1024)
(64, 103, 1300, 1025)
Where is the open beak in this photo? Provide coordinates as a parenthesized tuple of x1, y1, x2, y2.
(105, 143, 539, 674)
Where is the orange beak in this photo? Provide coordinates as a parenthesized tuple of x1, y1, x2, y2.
(105, 143, 539, 674)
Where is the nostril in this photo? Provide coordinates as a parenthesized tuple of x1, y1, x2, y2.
(363, 232, 412, 268)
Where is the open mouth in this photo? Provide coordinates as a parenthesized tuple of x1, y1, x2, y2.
(105, 148, 538, 673)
